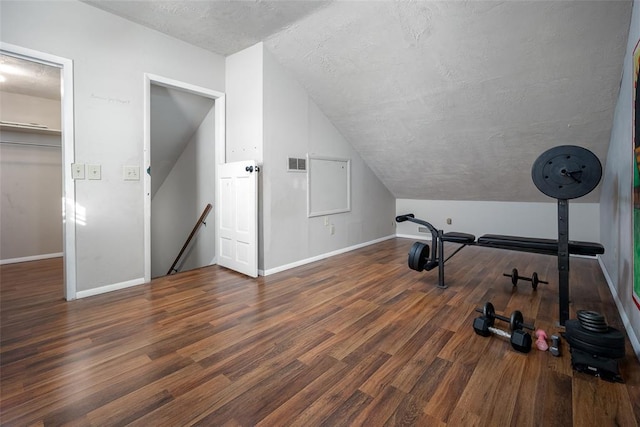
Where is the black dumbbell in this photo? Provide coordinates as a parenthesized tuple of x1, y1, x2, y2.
(475, 302, 535, 331)
(473, 316, 532, 353)
(503, 268, 549, 290)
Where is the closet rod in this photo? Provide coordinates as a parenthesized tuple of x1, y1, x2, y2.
(0, 140, 61, 149)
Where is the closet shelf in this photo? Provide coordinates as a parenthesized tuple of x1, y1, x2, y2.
(0, 123, 62, 136)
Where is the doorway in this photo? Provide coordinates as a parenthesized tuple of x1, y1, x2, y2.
(0, 43, 76, 300)
(143, 74, 225, 282)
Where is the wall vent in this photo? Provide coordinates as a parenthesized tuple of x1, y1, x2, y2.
(287, 157, 307, 172)
(418, 227, 429, 233)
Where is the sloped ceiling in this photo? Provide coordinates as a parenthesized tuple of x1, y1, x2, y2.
(81, 2, 636, 201)
(150, 85, 215, 198)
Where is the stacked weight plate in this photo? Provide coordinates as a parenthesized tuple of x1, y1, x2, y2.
(564, 310, 625, 359)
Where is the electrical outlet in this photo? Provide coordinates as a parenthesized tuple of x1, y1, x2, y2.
(446, 218, 452, 225)
(71, 163, 85, 180)
(330, 224, 335, 235)
(324, 216, 329, 226)
(123, 165, 140, 181)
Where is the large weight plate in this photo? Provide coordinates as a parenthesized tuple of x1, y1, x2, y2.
(531, 145, 602, 199)
(408, 242, 430, 272)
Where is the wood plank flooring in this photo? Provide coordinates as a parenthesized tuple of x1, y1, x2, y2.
(1, 238, 639, 426)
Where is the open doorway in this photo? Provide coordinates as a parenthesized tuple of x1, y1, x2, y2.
(143, 75, 225, 281)
(0, 44, 76, 300)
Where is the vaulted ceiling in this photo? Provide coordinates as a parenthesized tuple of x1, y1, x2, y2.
(69, 2, 640, 201)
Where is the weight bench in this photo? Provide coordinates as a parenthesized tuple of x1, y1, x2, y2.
(476, 234, 604, 257)
(397, 213, 604, 325)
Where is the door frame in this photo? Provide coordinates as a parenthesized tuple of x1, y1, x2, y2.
(143, 74, 225, 283)
(0, 42, 76, 300)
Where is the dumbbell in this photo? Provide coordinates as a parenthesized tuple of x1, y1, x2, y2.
(503, 268, 548, 290)
(473, 316, 533, 353)
(475, 302, 535, 331)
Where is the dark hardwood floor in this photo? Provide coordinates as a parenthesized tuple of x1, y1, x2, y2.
(1, 238, 639, 426)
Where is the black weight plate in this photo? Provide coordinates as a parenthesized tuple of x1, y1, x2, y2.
(565, 334, 625, 359)
(483, 302, 495, 319)
(408, 242, 429, 272)
(576, 321, 609, 334)
(576, 310, 608, 332)
(576, 310, 606, 324)
(576, 316, 608, 328)
(510, 310, 524, 331)
(531, 272, 539, 290)
(582, 325, 608, 334)
(408, 242, 423, 271)
(531, 145, 602, 199)
(564, 320, 625, 349)
(511, 268, 518, 286)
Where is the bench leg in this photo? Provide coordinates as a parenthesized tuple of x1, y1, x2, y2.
(437, 231, 447, 289)
(558, 199, 570, 326)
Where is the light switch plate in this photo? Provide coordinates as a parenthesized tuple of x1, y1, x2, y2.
(71, 163, 85, 180)
(123, 165, 140, 181)
(87, 164, 101, 180)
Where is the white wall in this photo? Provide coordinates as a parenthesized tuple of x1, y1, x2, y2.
(225, 43, 263, 164)
(396, 199, 600, 242)
(1, 1, 225, 293)
(1, 92, 61, 129)
(262, 46, 396, 272)
(1, 90, 62, 263)
(226, 43, 396, 273)
(151, 106, 216, 278)
(0, 137, 62, 262)
(599, 0, 640, 358)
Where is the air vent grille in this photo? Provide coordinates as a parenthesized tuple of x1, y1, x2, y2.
(287, 157, 307, 172)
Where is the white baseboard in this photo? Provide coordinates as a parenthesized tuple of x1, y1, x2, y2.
(76, 277, 146, 299)
(597, 256, 640, 361)
(260, 234, 396, 276)
(0, 252, 63, 265)
(395, 233, 431, 241)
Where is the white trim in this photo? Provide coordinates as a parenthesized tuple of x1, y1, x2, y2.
(76, 278, 146, 299)
(144, 75, 151, 283)
(143, 73, 225, 283)
(307, 155, 351, 217)
(0, 253, 63, 265)
(260, 234, 395, 276)
(215, 94, 226, 164)
(0, 42, 76, 300)
(395, 233, 432, 241)
(598, 256, 640, 361)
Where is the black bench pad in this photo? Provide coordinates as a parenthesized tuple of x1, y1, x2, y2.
(442, 232, 476, 244)
(477, 234, 604, 256)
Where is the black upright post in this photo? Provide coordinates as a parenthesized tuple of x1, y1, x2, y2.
(437, 230, 447, 289)
(558, 199, 570, 325)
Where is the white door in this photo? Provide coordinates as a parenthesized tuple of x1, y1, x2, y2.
(217, 160, 258, 277)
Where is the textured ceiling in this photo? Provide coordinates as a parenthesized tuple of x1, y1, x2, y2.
(0, 54, 60, 100)
(23, 1, 639, 202)
(262, 1, 633, 202)
(83, 0, 332, 56)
